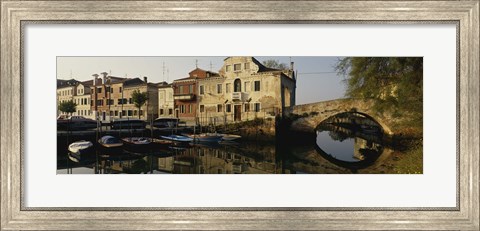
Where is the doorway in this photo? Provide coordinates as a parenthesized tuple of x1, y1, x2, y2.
(234, 105, 242, 121)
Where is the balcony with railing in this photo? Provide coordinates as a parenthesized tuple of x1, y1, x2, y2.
(173, 93, 196, 101)
(232, 92, 248, 101)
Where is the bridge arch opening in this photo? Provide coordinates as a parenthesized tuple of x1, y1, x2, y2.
(314, 111, 387, 171)
(315, 111, 385, 134)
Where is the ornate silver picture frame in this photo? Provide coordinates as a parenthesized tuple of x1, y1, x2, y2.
(1, 1, 478, 230)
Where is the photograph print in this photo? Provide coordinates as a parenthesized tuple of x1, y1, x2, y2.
(57, 56, 423, 174)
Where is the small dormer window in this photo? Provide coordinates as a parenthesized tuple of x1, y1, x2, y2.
(234, 64, 241, 71)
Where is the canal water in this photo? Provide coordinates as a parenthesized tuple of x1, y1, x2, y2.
(57, 115, 396, 174)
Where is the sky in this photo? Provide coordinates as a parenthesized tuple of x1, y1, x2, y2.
(57, 56, 346, 105)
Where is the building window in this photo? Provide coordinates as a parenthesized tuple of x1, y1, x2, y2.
(254, 81, 261, 91)
(244, 103, 250, 112)
(105, 86, 110, 93)
(96, 99, 103, 106)
(244, 81, 251, 92)
(245, 63, 250, 70)
(168, 109, 173, 115)
(226, 104, 232, 113)
(234, 63, 241, 71)
(200, 85, 204, 95)
(226, 65, 231, 72)
(97, 88, 102, 93)
(189, 85, 193, 93)
(128, 110, 132, 116)
(217, 104, 223, 112)
(179, 85, 184, 93)
(129, 98, 133, 104)
(217, 84, 222, 94)
(134, 110, 137, 116)
(254, 103, 261, 112)
(118, 99, 127, 105)
(140, 110, 143, 116)
(180, 105, 185, 114)
(122, 110, 126, 116)
(200, 105, 205, 113)
(119, 87, 122, 93)
(160, 109, 164, 115)
(114, 111, 118, 116)
(234, 79, 241, 92)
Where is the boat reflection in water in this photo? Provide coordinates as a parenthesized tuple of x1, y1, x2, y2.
(58, 140, 279, 174)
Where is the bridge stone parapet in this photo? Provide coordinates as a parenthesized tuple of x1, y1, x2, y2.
(285, 98, 396, 135)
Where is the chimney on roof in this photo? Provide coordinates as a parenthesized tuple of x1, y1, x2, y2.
(92, 74, 99, 86)
(144, 76, 148, 83)
(290, 62, 294, 71)
(101, 72, 108, 84)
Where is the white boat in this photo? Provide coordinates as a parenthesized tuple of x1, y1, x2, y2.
(219, 134, 242, 141)
(98, 135, 123, 148)
(68, 140, 93, 154)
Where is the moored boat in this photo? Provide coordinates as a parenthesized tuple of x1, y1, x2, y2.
(151, 138, 175, 149)
(68, 140, 94, 154)
(121, 137, 152, 154)
(122, 137, 152, 145)
(67, 140, 94, 162)
(98, 135, 123, 148)
(160, 135, 193, 143)
(185, 133, 223, 142)
(219, 134, 242, 141)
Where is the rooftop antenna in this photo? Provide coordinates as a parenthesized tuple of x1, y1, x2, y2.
(167, 68, 170, 82)
(162, 62, 165, 82)
(209, 61, 213, 71)
(195, 59, 198, 68)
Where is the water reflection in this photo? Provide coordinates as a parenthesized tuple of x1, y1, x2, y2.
(57, 113, 396, 174)
(58, 141, 279, 174)
(314, 119, 384, 171)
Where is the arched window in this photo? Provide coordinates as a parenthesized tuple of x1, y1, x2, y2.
(234, 79, 241, 92)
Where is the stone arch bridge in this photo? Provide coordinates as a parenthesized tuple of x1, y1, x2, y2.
(285, 98, 396, 135)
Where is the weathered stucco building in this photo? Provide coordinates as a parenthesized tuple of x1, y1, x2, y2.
(157, 82, 175, 118)
(172, 68, 219, 124)
(89, 73, 158, 121)
(196, 56, 296, 124)
(56, 79, 80, 117)
(72, 80, 94, 119)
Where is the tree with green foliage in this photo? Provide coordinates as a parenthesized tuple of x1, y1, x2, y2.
(58, 100, 77, 116)
(336, 57, 423, 128)
(131, 90, 148, 119)
(262, 59, 288, 70)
